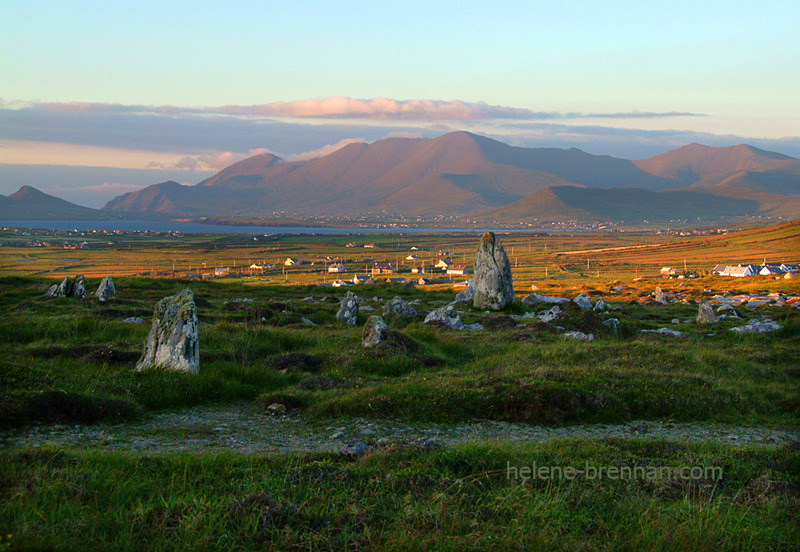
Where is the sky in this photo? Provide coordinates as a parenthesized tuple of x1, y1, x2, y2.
(2, 0, 799, 207)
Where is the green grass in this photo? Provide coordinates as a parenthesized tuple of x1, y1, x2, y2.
(1, 439, 797, 551)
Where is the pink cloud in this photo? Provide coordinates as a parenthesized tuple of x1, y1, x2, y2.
(288, 138, 367, 161)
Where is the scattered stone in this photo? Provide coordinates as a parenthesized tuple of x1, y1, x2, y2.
(473, 232, 515, 310)
(573, 293, 593, 310)
(340, 439, 371, 457)
(653, 287, 668, 305)
(603, 318, 620, 334)
(716, 304, 739, 318)
(122, 317, 144, 324)
(424, 305, 464, 330)
(463, 322, 484, 331)
(593, 299, 607, 312)
(302, 296, 314, 302)
(360, 305, 375, 311)
(563, 331, 594, 341)
(136, 289, 199, 373)
(454, 280, 475, 303)
(382, 296, 417, 318)
(521, 293, 569, 306)
(730, 319, 782, 334)
(266, 403, 286, 415)
(300, 317, 317, 327)
(539, 305, 562, 323)
(362, 316, 392, 348)
(671, 318, 681, 324)
(696, 300, 717, 324)
(641, 327, 686, 337)
(94, 276, 115, 302)
(412, 437, 444, 451)
(336, 291, 359, 326)
(44, 284, 58, 297)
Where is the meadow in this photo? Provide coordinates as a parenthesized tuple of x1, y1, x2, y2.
(1, 222, 798, 550)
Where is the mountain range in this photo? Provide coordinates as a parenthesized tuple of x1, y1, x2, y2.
(3, 132, 799, 224)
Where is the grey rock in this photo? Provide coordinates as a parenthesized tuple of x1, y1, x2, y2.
(94, 276, 115, 302)
(123, 317, 144, 324)
(382, 296, 417, 318)
(716, 304, 739, 318)
(730, 319, 782, 334)
(55, 276, 71, 297)
(137, 289, 199, 373)
(539, 305, 562, 323)
(266, 403, 286, 414)
(573, 293, 593, 310)
(360, 305, 376, 311)
(454, 280, 475, 303)
(521, 293, 569, 306)
(696, 300, 717, 324)
(653, 287, 668, 305)
(593, 299, 607, 312)
(463, 322, 484, 331)
(603, 318, 620, 334)
(671, 318, 681, 324)
(362, 316, 392, 348)
(336, 291, 360, 326)
(69, 274, 86, 299)
(423, 305, 464, 330)
(301, 317, 317, 327)
(44, 284, 59, 297)
(563, 331, 594, 341)
(473, 232, 515, 310)
(341, 439, 370, 457)
(641, 327, 686, 337)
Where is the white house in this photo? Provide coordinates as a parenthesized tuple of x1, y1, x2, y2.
(446, 265, 469, 275)
(405, 254, 420, 261)
(284, 258, 300, 266)
(723, 265, 755, 277)
(435, 259, 453, 269)
(328, 263, 347, 273)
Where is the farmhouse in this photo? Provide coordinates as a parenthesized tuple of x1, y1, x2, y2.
(722, 265, 756, 277)
(284, 258, 300, 266)
(405, 254, 420, 261)
(712, 264, 728, 275)
(446, 265, 470, 275)
(660, 267, 683, 277)
(371, 263, 394, 275)
(411, 266, 428, 274)
(760, 264, 785, 275)
(363, 243, 377, 248)
(215, 267, 230, 277)
(328, 263, 347, 273)
(435, 259, 453, 269)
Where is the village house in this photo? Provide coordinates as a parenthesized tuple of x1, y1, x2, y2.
(328, 263, 347, 273)
(660, 267, 683, 277)
(363, 243, 377, 248)
(712, 264, 728, 275)
(352, 274, 371, 284)
(435, 259, 453, 269)
(781, 263, 800, 273)
(760, 264, 785, 275)
(446, 264, 470, 275)
(405, 254, 420, 261)
(722, 265, 756, 277)
(284, 258, 300, 266)
(411, 266, 428, 274)
(345, 242, 357, 248)
(371, 263, 394, 275)
(215, 267, 230, 277)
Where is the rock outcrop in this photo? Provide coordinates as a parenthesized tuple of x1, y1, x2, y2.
(573, 293, 592, 310)
(381, 296, 417, 318)
(336, 291, 360, 326)
(473, 232, 515, 310)
(136, 289, 199, 373)
(424, 305, 464, 330)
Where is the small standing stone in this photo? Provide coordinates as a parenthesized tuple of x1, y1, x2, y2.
(473, 232, 515, 310)
(69, 274, 86, 299)
(362, 316, 392, 348)
(336, 291, 360, 326)
(382, 296, 417, 318)
(593, 299, 607, 312)
(696, 300, 716, 324)
(653, 287, 668, 305)
(137, 289, 199, 373)
(55, 276, 71, 297)
(573, 293, 592, 310)
(94, 276, 116, 302)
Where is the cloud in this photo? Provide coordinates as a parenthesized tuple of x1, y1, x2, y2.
(287, 138, 367, 161)
(13, 98, 702, 122)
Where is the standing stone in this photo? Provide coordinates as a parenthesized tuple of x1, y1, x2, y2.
(653, 286, 668, 305)
(362, 316, 392, 348)
(593, 299, 607, 312)
(696, 300, 716, 324)
(44, 284, 59, 298)
(336, 291, 360, 326)
(69, 274, 86, 299)
(137, 289, 199, 373)
(473, 232, 515, 310)
(95, 276, 116, 302)
(382, 296, 417, 318)
(573, 293, 593, 310)
(55, 276, 71, 297)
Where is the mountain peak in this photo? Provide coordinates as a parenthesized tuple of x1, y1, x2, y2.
(9, 185, 48, 200)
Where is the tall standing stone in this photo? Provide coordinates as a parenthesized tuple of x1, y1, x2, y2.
(55, 276, 71, 297)
(336, 291, 360, 326)
(95, 276, 116, 302)
(653, 286, 668, 305)
(473, 232, 515, 310)
(137, 289, 199, 373)
(69, 274, 86, 299)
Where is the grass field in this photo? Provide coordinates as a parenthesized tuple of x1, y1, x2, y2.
(1, 222, 799, 550)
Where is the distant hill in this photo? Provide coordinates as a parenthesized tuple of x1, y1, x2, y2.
(482, 186, 760, 224)
(0, 186, 118, 220)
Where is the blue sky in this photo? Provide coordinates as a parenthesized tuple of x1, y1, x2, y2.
(1, 0, 799, 205)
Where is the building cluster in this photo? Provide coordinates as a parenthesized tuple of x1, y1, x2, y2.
(712, 263, 799, 277)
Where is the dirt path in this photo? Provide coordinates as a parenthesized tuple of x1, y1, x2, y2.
(2, 402, 796, 454)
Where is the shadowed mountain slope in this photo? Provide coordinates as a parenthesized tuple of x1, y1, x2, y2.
(0, 186, 117, 220)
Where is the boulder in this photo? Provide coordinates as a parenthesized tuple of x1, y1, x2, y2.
(603, 317, 620, 334)
(382, 296, 417, 318)
(641, 327, 686, 337)
(362, 316, 392, 348)
(69, 274, 86, 299)
(44, 284, 59, 297)
(696, 300, 716, 324)
(573, 293, 592, 310)
(454, 280, 475, 303)
(563, 331, 594, 341)
(539, 305, 562, 323)
(521, 293, 569, 306)
(424, 305, 464, 330)
(653, 286, 668, 305)
(473, 232, 515, 310)
(136, 289, 199, 373)
(730, 319, 782, 334)
(336, 291, 360, 326)
(94, 276, 116, 302)
(593, 299, 607, 312)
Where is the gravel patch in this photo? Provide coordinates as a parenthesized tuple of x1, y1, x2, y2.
(2, 402, 796, 454)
